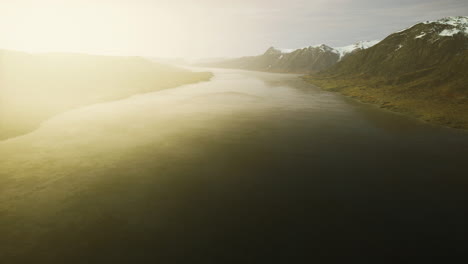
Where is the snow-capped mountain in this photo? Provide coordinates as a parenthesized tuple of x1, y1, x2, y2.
(423, 16, 468, 36)
(203, 40, 379, 73)
(333, 40, 381, 60)
(202, 16, 467, 77)
(274, 40, 380, 59)
(326, 16, 468, 77)
(314, 16, 468, 128)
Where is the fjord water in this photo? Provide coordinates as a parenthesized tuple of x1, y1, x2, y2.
(1, 68, 467, 262)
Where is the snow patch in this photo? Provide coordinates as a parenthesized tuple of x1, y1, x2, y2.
(312, 44, 334, 52)
(273, 40, 379, 61)
(424, 16, 468, 27)
(423, 16, 468, 37)
(278, 44, 332, 54)
(439, 28, 461, 37)
(278, 48, 295, 54)
(333, 40, 380, 60)
(415, 32, 426, 39)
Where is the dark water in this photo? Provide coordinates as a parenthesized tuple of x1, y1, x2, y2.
(1, 69, 468, 262)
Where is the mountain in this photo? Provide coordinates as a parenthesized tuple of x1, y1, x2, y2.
(0, 50, 212, 140)
(202, 41, 379, 73)
(305, 16, 468, 129)
(333, 40, 381, 60)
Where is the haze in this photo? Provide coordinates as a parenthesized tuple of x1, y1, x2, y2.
(0, 0, 467, 58)
(1, 0, 468, 261)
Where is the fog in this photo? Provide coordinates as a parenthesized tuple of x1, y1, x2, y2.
(0, 50, 211, 139)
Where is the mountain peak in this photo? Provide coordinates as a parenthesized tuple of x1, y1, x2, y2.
(333, 40, 380, 60)
(422, 16, 468, 37)
(424, 16, 468, 27)
(264, 47, 282, 56)
(311, 44, 334, 52)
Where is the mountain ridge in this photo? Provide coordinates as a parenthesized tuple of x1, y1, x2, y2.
(305, 16, 468, 130)
(201, 40, 380, 73)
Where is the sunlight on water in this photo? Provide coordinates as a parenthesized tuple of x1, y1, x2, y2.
(1, 69, 467, 262)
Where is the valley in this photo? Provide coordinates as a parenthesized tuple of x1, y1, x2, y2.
(203, 16, 468, 130)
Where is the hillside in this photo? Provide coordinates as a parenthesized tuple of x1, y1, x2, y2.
(305, 16, 468, 130)
(0, 50, 213, 140)
(203, 41, 379, 73)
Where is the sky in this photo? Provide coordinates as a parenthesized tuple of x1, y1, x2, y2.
(0, 0, 467, 59)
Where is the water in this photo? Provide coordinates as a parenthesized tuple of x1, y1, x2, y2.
(1, 68, 468, 262)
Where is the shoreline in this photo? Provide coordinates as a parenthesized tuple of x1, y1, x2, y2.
(0, 72, 213, 142)
(303, 76, 468, 132)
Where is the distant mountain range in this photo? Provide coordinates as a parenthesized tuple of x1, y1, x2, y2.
(202, 40, 380, 73)
(203, 16, 468, 129)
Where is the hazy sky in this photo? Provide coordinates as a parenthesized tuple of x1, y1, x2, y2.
(0, 0, 467, 58)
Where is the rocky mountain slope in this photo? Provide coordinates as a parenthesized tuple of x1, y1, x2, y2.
(305, 16, 468, 129)
(203, 41, 379, 73)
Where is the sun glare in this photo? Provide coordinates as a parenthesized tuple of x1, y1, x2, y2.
(0, 0, 263, 58)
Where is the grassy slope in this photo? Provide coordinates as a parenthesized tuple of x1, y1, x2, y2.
(0, 50, 213, 140)
(304, 23, 468, 130)
(303, 74, 468, 129)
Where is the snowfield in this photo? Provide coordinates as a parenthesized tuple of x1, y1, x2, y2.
(424, 16, 468, 27)
(333, 40, 380, 60)
(439, 28, 462, 37)
(423, 16, 468, 37)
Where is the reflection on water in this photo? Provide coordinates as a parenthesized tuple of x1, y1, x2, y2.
(1, 68, 468, 262)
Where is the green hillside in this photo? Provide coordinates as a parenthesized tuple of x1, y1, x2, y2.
(305, 16, 468, 129)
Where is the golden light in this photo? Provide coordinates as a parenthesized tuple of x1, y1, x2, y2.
(0, 0, 264, 58)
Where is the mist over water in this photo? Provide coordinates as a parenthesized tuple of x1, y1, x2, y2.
(1, 69, 468, 262)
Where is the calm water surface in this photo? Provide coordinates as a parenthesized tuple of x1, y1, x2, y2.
(1, 68, 468, 262)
